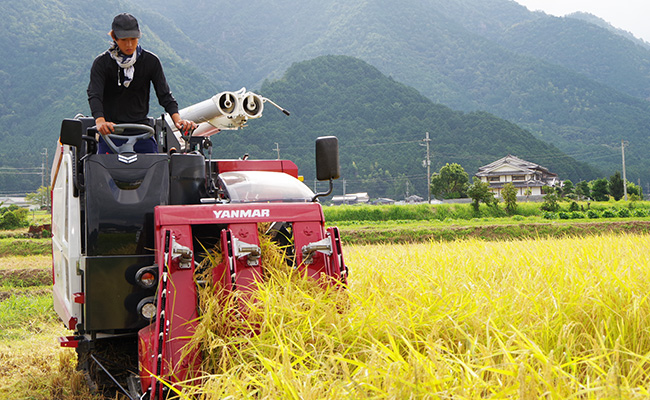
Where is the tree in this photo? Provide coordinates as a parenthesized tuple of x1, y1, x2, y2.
(560, 179, 574, 198)
(430, 163, 469, 199)
(540, 192, 560, 212)
(501, 182, 518, 214)
(0, 205, 29, 229)
(590, 178, 610, 201)
(26, 186, 51, 210)
(467, 180, 496, 212)
(627, 181, 643, 200)
(542, 185, 558, 196)
(609, 172, 624, 201)
(575, 180, 591, 200)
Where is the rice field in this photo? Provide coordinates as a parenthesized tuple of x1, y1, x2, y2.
(2, 234, 650, 398)
(175, 233, 650, 399)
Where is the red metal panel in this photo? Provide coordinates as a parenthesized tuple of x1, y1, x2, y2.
(73, 292, 85, 304)
(219, 225, 263, 316)
(138, 324, 156, 392)
(293, 220, 329, 281)
(155, 202, 325, 227)
(212, 159, 299, 178)
(327, 226, 348, 285)
(58, 336, 80, 348)
(141, 224, 201, 398)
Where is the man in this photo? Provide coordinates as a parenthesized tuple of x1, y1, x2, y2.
(87, 13, 197, 153)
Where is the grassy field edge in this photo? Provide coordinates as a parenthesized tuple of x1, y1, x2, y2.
(337, 220, 650, 244)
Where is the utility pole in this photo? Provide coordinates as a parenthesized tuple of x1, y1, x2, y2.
(273, 143, 280, 160)
(40, 148, 48, 188)
(622, 140, 628, 201)
(420, 132, 432, 203)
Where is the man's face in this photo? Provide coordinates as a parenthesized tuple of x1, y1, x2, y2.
(115, 37, 139, 56)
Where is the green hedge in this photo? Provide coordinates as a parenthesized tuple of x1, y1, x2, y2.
(324, 201, 650, 222)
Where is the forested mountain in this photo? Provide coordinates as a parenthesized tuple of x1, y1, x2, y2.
(129, 0, 650, 185)
(212, 56, 597, 199)
(0, 0, 218, 193)
(1, 0, 650, 194)
(566, 12, 650, 50)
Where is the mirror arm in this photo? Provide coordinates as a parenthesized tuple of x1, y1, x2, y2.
(312, 179, 333, 202)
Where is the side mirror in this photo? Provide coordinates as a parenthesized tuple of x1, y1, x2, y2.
(60, 119, 83, 148)
(315, 136, 340, 181)
(312, 136, 340, 202)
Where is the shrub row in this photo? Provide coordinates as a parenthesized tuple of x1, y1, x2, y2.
(543, 207, 647, 220)
(324, 202, 650, 222)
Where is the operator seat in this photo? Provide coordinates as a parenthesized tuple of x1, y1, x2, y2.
(84, 153, 169, 256)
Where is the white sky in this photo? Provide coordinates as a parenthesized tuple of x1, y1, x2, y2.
(512, 0, 650, 42)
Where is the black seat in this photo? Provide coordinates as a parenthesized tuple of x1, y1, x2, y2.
(84, 153, 169, 256)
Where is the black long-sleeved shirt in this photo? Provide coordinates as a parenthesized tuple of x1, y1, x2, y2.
(87, 49, 179, 124)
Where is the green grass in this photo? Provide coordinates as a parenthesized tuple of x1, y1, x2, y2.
(0, 238, 51, 257)
(335, 219, 650, 244)
(323, 200, 650, 222)
(0, 293, 56, 334)
(0, 282, 99, 399)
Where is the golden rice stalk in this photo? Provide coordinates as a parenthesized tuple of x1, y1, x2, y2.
(174, 232, 650, 399)
(188, 223, 343, 376)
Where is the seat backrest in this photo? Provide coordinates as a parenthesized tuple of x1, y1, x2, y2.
(169, 153, 207, 205)
(83, 154, 169, 256)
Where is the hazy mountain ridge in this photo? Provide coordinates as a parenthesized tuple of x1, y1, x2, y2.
(566, 12, 650, 50)
(1, 0, 649, 194)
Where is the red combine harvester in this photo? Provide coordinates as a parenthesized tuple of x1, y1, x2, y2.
(50, 90, 347, 399)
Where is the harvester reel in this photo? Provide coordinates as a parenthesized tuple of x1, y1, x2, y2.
(102, 123, 156, 154)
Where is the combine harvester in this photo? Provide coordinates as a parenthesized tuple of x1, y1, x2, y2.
(50, 89, 348, 399)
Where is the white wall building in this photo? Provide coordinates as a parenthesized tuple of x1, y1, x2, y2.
(475, 155, 559, 198)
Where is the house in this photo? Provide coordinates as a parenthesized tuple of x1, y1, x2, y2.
(0, 196, 38, 210)
(404, 195, 424, 203)
(331, 192, 370, 205)
(475, 155, 559, 198)
(372, 198, 395, 205)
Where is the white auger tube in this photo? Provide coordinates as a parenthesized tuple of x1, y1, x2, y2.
(181, 91, 239, 124)
(241, 92, 264, 119)
(165, 88, 267, 137)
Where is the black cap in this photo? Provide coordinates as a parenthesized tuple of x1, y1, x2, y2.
(112, 13, 141, 39)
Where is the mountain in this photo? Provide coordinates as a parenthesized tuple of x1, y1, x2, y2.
(0, 0, 218, 193)
(210, 56, 598, 199)
(128, 0, 650, 186)
(1, 0, 649, 194)
(566, 12, 650, 50)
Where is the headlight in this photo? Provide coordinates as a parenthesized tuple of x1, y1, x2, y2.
(137, 296, 157, 320)
(135, 266, 158, 289)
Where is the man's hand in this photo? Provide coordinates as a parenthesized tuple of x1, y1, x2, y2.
(175, 119, 198, 132)
(95, 117, 115, 135)
(171, 113, 198, 132)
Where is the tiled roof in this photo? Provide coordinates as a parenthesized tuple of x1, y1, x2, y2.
(476, 155, 557, 177)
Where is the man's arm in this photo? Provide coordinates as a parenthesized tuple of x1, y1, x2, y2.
(149, 53, 197, 131)
(87, 54, 115, 135)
